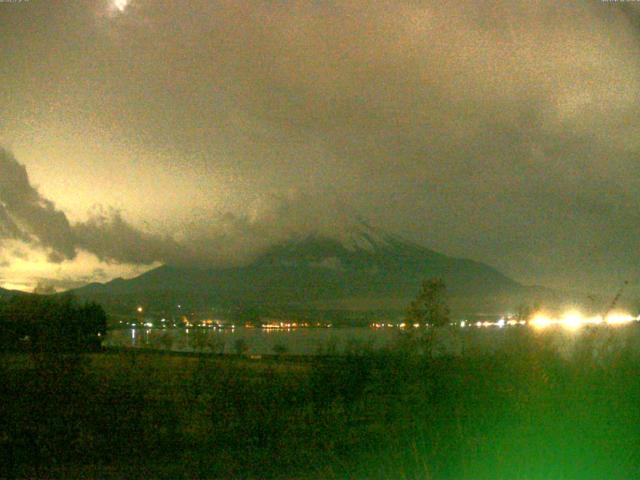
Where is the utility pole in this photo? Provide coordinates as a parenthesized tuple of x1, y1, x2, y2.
(603, 280, 630, 319)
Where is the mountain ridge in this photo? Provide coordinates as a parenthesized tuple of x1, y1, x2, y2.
(0, 287, 30, 299)
(71, 224, 541, 316)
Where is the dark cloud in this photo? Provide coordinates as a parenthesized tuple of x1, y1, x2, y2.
(0, 148, 76, 260)
(95, 0, 640, 288)
(32, 268, 111, 293)
(73, 208, 182, 265)
(1, 1, 640, 290)
(173, 191, 360, 266)
(0, 148, 181, 265)
(0, 148, 357, 268)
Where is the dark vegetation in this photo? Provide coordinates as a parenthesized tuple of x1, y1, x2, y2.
(0, 294, 106, 352)
(2, 330, 640, 479)
(2, 285, 640, 478)
(406, 278, 451, 328)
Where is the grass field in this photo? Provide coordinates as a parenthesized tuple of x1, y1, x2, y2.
(2, 328, 640, 479)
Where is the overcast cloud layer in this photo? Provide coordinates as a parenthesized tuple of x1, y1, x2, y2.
(1, 0, 640, 292)
(0, 148, 361, 270)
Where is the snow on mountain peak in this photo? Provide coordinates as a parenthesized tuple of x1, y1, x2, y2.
(329, 219, 394, 252)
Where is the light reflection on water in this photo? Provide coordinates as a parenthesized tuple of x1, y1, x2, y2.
(104, 324, 640, 357)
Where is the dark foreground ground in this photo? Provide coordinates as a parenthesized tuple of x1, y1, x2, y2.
(2, 329, 640, 479)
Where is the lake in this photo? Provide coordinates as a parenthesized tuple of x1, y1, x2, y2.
(104, 323, 640, 357)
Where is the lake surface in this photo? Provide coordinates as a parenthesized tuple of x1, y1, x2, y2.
(104, 323, 640, 357)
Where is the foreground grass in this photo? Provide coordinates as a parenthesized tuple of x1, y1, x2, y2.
(2, 328, 640, 479)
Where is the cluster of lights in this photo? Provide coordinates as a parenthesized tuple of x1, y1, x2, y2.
(198, 319, 234, 329)
(112, 0, 130, 13)
(461, 318, 527, 328)
(529, 311, 639, 330)
(127, 305, 638, 333)
(263, 322, 301, 330)
(262, 322, 331, 330)
(371, 323, 421, 329)
(372, 311, 640, 331)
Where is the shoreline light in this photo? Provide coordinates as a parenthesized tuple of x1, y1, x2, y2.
(530, 313, 553, 330)
(530, 310, 637, 330)
(112, 0, 130, 12)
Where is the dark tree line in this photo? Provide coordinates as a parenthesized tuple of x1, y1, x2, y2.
(0, 294, 106, 352)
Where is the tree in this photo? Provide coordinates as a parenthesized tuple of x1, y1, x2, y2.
(33, 282, 56, 295)
(401, 278, 451, 356)
(406, 278, 450, 328)
(78, 301, 107, 346)
(0, 294, 106, 352)
(515, 303, 533, 323)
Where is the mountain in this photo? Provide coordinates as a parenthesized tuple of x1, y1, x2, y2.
(72, 223, 544, 317)
(0, 287, 25, 299)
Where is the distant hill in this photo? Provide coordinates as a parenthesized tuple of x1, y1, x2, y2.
(71, 222, 557, 318)
(0, 287, 26, 299)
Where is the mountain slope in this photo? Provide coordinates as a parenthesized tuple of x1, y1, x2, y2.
(0, 287, 25, 299)
(72, 223, 536, 316)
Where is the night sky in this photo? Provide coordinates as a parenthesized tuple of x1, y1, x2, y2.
(1, 0, 640, 293)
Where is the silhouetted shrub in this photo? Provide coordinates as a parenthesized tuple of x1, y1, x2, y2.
(0, 294, 106, 352)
